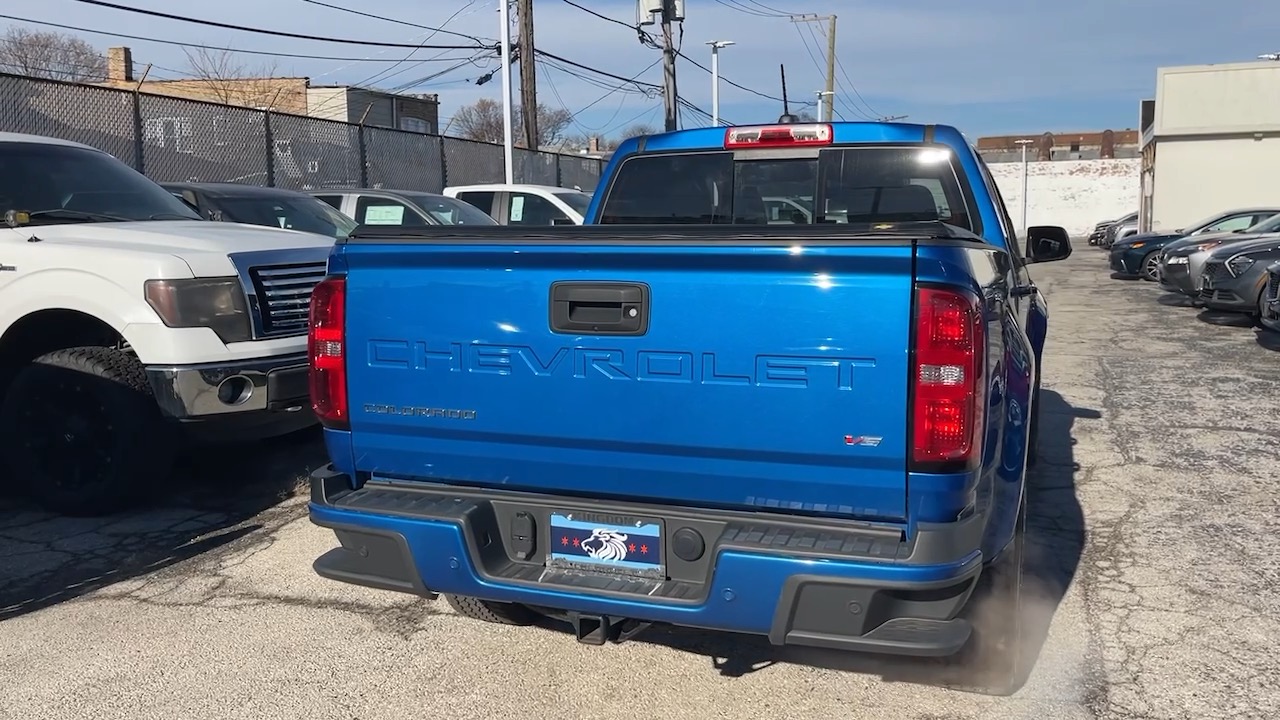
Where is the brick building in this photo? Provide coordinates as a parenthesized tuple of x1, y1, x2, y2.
(99, 47, 439, 134)
(976, 129, 1141, 163)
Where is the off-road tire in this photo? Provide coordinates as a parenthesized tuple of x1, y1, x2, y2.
(948, 491, 1027, 696)
(1025, 375, 1042, 469)
(0, 346, 175, 516)
(443, 593, 537, 626)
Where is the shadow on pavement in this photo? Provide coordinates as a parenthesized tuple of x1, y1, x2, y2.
(1254, 328, 1280, 352)
(534, 390, 1093, 696)
(1157, 292, 1200, 308)
(0, 426, 328, 620)
(1195, 309, 1257, 328)
(1108, 272, 1138, 281)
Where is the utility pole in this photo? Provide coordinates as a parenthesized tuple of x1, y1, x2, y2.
(814, 91, 832, 121)
(661, 0, 681, 131)
(498, 0, 514, 183)
(790, 14, 836, 124)
(517, 0, 538, 150)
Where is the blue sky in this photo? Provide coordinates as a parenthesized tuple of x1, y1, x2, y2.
(4, 0, 1280, 140)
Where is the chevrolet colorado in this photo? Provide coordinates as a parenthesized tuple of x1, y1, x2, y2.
(305, 121, 1072, 692)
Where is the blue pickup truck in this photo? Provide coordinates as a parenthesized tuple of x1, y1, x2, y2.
(305, 121, 1072, 691)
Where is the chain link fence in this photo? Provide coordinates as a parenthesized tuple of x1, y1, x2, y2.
(0, 72, 605, 193)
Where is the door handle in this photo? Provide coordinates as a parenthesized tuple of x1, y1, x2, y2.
(550, 282, 650, 335)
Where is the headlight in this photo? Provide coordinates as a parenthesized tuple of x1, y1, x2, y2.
(1167, 255, 1189, 265)
(144, 277, 252, 344)
(1226, 254, 1256, 277)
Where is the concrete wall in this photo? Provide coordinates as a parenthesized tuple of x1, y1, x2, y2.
(987, 158, 1140, 237)
(1149, 137, 1280, 232)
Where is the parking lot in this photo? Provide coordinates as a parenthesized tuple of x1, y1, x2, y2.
(1, 248, 1278, 719)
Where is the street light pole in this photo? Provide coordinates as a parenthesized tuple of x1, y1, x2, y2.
(1015, 138, 1034, 236)
(707, 40, 734, 126)
(498, 0, 515, 183)
(814, 91, 833, 121)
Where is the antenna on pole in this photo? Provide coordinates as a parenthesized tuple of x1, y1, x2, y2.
(778, 63, 799, 124)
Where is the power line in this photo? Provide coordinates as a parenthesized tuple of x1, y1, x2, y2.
(0, 15, 485, 63)
(711, 0, 788, 18)
(66, 0, 493, 50)
(673, 48, 814, 107)
(297, 0, 493, 44)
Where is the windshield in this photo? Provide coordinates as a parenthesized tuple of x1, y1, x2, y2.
(213, 194, 358, 239)
(553, 191, 592, 216)
(0, 142, 202, 223)
(597, 146, 976, 233)
(406, 194, 498, 225)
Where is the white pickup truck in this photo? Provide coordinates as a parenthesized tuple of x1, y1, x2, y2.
(0, 132, 334, 516)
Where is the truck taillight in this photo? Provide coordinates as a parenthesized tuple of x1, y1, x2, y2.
(911, 286, 985, 469)
(724, 123, 833, 149)
(308, 275, 348, 430)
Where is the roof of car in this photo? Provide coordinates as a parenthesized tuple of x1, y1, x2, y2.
(307, 188, 450, 200)
(446, 183, 588, 194)
(162, 182, 313, 198)
(0, 132, 98, 150)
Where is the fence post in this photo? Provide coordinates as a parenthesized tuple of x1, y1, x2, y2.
(263, 109, 276, 187)
(438, 136, 448, 189)
(131, 91, 145, 173)
(357, 126, 369, 187)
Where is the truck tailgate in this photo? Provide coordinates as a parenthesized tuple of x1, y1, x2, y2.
(342, 241, 914, 521)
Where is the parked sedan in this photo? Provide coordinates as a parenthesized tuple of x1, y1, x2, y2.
(1258, 260, 1280, 332)
(309, 188, 499, 227)
(162, 182, 358, 239)
(1196, 234, 1280, 317)
(1159, 212, 1280, 296)
(1109, 207, 1280, 280)
(1090, 210, 1136, 246)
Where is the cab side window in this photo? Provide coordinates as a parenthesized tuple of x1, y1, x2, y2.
(355, 196, 427, 226)
(508, 193, 570, 226)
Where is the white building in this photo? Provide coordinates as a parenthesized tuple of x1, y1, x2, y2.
(1139, 60, 1280, 233)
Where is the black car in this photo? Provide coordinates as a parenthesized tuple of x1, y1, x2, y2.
(161, 182, 358, 240)
(1197, 234, 1280, 317)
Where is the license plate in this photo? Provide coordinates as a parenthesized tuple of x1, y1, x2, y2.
(548, 512, 663, 577)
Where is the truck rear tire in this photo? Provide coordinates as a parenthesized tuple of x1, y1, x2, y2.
(950, 491, 1027, 696)
(1025, 375, 1042, 469)
(0, 346, 175, 517)
(443, 593, 537, 626)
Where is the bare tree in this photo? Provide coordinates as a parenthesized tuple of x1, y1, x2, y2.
(0, 27, 106, 82)
(452, 98, 573, 148)
(182, 47, 285, 109)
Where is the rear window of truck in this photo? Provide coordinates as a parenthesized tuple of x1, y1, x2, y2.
(598, 146, 977, 233)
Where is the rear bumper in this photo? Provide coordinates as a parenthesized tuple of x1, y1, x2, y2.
(308, 467, 987, 657)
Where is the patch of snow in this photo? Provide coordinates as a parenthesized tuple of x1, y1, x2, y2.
(987, 158, 1140, 237)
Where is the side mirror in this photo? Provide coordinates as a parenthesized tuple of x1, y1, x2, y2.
(1026, 225, 1072, 263)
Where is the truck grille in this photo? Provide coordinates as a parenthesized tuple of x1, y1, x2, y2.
(248, 261, 328, 336)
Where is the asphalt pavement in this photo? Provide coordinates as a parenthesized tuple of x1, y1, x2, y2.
(2, 249, 1278, 719)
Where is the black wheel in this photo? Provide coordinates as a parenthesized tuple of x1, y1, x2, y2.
(941, 491, 1027, 696)
(443, 593, 537, 625)
(0, 346, 175, 516)
(1025, 375, 1042, 469)
(1140, 251, 1161, 281)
